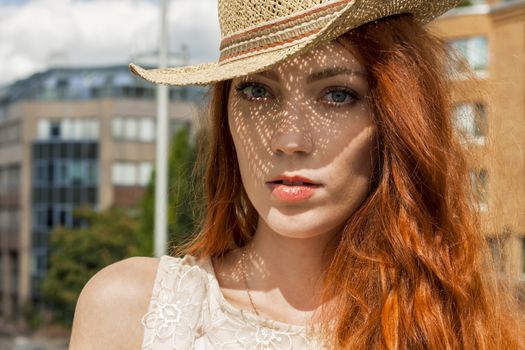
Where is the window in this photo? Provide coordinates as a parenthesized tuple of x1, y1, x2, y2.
(112, 117, 124, 139)
(86, 162, 98, 184)
(113, 116, 155, 142)
(112, 161, 152, 186)
(454, 102, 487, 144)
(449, 36, 488, 77)
(139, 118, 155, 142)
(138, 162, 153, 186)
(83, 119, 99, 140)
(0, 122, 21, 146)
(469, 168, 488, 211)
(124, 118, 139, 140)
(62, 119, 73, 140)
(0, 165, 21, 191)
(50, 121, 61, 139)
(37, 118, 99, 141)
(37, 119, 50, 139)
(112, 162, 137, 186)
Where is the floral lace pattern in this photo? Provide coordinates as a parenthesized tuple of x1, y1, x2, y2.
(141, 255, 327, 349)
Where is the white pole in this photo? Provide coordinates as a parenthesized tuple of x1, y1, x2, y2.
(154, 0, 169, 257)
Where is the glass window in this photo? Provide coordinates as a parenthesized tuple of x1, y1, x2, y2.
(86, 120, 99, 140)
(69, 161, 85, 185)
(86, 162, 98, 184)
(86, 143, 98, 159)
(37, 119, 50, 140)
(35, 161, 47, 185)
(50, 121, 61, 139)
(72, 120, 83, 140)
(449, 36, 488, 77)
(124, 118, 138, 141)
(59, 143, 69, 159)
(112, 117, 124, 140)
(454, 102, 487, 144)
(62, 119, 73, 140)
(87, 187, 97, 203)
(6, 165, 20, 190)
(72, 144, 83, 159)
(139, 118, 155, 142)
(138, 162, 153, 186)
(57, 161, 68, 185)
(112, 162, 137, 186)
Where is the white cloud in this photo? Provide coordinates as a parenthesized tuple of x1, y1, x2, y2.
(0, 0, 220, 85)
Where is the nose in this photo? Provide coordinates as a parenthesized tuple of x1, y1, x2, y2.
(270, 109, 314, 156)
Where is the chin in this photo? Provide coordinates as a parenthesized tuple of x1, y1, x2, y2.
(263, 207, 344, 240)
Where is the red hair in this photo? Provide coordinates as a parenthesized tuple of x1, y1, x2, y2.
(182, 14, 525, 349)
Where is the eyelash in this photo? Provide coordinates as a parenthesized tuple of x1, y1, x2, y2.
(234, 81, 360, 107)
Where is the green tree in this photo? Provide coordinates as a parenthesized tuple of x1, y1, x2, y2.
(41, 207, 145, 325)
(137, 126, 201, 254)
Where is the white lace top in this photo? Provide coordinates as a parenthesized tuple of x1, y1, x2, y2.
(141, 255, 327, 349)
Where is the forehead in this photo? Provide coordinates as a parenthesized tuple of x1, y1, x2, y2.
(242, 39, 365, 81)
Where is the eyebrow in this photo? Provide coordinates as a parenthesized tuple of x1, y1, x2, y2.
(306, 67, 368, 83)
(253, 67, 367, 83)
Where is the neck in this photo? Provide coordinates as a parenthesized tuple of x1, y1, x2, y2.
(244, 220, 339, 313)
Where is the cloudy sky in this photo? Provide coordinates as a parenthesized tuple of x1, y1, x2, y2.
(0, 0, 221, 86)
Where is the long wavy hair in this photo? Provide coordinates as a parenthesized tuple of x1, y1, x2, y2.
(181, 14, 525, 349)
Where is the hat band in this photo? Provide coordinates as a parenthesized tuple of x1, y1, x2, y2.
(218, 0, 352, 64)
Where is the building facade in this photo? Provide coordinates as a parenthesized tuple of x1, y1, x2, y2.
(432, 0, 525, 282)
(0, 65, 205, 320)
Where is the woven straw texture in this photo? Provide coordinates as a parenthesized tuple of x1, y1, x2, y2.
(129, 0, 461, 86)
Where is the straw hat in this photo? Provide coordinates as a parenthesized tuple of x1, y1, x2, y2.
(130, 0, 460, 86)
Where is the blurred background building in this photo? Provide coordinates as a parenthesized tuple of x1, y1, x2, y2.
(0, 0, 524, 328)
(0, 63, 206, 320)
(432, 0, 525, 283)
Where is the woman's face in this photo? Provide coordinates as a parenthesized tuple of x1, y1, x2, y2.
(228, 40, 376, 240)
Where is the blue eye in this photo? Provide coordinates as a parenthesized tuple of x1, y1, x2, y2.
(235, 82, 272, 100)
(322, 88, 359, 106)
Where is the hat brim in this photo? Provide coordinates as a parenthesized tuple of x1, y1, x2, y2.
(129, 0, 460, 86)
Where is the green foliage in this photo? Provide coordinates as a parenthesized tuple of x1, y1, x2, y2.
(41, 207, 143, 326)
(168, 126, 199, 248)
(21, 300, 42, 331)
(138, 126, 201, 254)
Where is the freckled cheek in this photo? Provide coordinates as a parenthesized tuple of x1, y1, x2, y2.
(229, 107, 275, 151)
(228, 107, 276, 184)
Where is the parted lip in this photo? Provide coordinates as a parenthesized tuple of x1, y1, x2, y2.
(266, 175, 322, 186)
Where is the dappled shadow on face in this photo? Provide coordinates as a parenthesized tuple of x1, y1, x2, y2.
(227, 39, 375, 190)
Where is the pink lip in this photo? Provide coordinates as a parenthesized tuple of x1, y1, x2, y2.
(266, 175, 322, 202)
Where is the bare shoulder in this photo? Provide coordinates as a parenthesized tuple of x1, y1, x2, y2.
(69, 256, 160, 350)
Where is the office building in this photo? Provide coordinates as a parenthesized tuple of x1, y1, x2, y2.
(0, 64, 205, 320)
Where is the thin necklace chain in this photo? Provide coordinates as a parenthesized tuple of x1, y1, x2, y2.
(240, 247, 260, 316)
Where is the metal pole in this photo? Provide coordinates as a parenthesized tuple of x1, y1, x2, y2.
(154, 0, 169, 257)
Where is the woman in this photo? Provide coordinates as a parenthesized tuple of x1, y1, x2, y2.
(70, 0, 525, 349)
